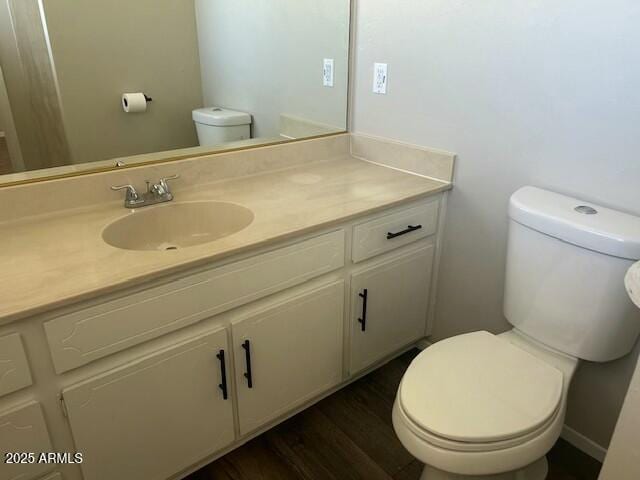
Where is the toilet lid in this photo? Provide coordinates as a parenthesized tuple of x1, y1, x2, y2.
(399, 331, 563, 443)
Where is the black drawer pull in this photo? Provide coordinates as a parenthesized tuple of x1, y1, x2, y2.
(387, 224, 423, 240)
(358, 289, 368, 332)
(216, 350, 228, 400)
(242, 340, 253, 388)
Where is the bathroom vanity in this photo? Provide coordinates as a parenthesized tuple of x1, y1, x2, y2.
(0, 135, 454, 480)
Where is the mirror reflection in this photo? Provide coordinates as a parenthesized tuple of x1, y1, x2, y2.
(0, 0, 350, 179)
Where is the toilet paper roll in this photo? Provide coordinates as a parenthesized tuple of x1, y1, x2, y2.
(122, 93, 148, 113)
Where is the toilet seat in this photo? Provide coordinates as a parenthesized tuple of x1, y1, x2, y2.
(392, 331, 576, 476)
(395, 390, 562, 453)
(392, 396, 565, 477)
(398, 331, 564, 447)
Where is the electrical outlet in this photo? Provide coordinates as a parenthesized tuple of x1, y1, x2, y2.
(323, 59, 334, 87)
(373, 63, 388, 94)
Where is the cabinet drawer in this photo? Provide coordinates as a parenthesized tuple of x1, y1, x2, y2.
(0, 402, 54, 480)
(0, 333, 32, 397)
(45, 230, 345, 373)
(352, 199, 439, 262)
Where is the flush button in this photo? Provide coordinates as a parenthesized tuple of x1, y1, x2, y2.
(575, 205, 598, 215)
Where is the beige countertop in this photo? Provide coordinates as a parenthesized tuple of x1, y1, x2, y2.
(0, 156, 450, 323)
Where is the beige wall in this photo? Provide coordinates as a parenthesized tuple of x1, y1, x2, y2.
(352, 0, 640, 450)
(195, 0, 349, 139)
(42, 0, 203, 164)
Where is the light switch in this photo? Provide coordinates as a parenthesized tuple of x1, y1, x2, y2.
(323, 59, 335, 87)
(373, 63, 388, 94)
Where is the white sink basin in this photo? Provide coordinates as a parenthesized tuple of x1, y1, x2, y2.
(103, 201, 254, 251)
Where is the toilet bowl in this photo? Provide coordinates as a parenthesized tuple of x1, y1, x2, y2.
(393, 186, 640, 479)
(393, 330, 577, 479)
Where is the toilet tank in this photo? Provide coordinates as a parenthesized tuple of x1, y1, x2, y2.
(504, 186, 640, 362)
(192, 108, 252, 146)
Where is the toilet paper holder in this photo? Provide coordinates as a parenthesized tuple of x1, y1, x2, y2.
(122, 92, 153, 113)
(122, 94, 153, 108)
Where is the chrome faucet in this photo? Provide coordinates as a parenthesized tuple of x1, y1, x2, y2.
(111, 175, 180, 208)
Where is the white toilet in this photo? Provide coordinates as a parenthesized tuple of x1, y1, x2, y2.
(393, 186, 640, 480)
(192, 107, 252, 146)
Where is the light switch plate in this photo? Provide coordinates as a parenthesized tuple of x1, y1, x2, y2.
(323, 59, 335, 87)
(373, 63, 388, 94)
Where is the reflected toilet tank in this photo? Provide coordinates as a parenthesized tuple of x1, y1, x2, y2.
(192, 107, 252, 146)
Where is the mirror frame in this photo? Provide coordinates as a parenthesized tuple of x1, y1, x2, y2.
(0, 0, 355, 189)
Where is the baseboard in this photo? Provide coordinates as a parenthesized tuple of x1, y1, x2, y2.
(416, 338, 433, 350)
(561, 425, 607, 462)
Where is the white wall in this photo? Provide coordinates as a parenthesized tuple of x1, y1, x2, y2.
(195, 0, 349, 139)
(352, 0, 640, 449)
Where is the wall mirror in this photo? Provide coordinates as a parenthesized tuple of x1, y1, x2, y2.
(0, 0, 351, 185)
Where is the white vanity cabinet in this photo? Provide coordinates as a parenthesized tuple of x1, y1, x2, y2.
(349, 244, 434, 374)
(231, 281, 344, 435)
(61, 327, 234, 480)
(0, 195, 446, 480)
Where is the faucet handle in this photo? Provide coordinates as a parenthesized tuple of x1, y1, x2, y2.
(111, 184, 139, 200)
(111, 184, 143, 208)
(159, 174, 180, 192)
(160, 174, 180, 183)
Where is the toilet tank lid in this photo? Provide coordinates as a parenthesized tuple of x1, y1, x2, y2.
(509, 186, 640, 260)
(192, 108, 252, 127)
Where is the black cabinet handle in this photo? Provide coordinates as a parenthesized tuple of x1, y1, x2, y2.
(358, 289, 368, 332)
(387, 224, 423, 240)
(216, 350, 228, 400)
(242, 340, 253, 388)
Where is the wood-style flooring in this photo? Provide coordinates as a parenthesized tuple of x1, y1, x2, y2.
(0, 137, 12, 175)
(186, 349, 602, 480)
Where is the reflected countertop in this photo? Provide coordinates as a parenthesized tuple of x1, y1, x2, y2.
(0, 156, 450, 324)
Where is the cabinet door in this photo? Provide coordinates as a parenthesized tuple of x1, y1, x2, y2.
(0, 402, 53, 480)
(232, 281, 344, 435)
(62, 328, 234, 480)
(350, 244, 434, 374)
(0, 333, 33, 397)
